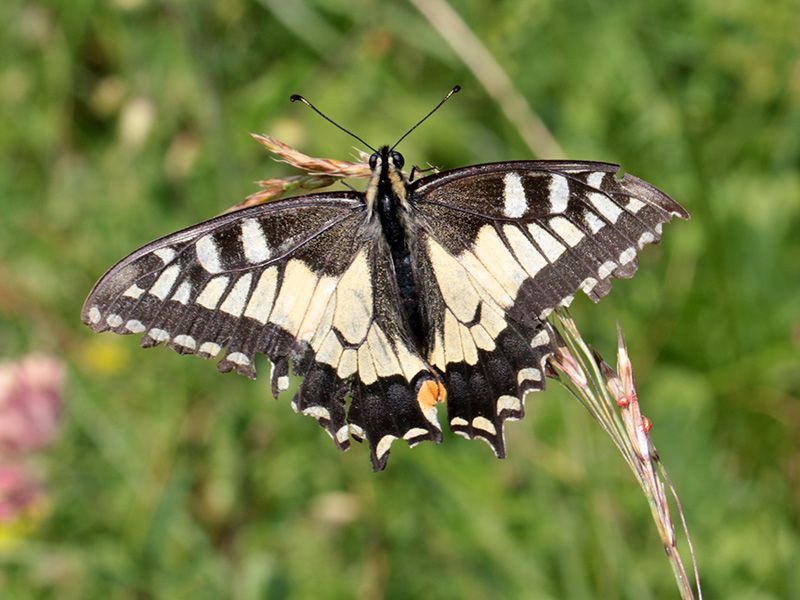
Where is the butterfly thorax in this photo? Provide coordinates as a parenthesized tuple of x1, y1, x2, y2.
(366, 146, 424, 346)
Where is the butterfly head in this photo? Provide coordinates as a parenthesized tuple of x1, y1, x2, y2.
(365, 146, 409, 213)
(291, 87, 459, 213)
(368, 146, 405, 172)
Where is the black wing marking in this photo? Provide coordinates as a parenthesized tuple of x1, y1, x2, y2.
(82, 193, 443, 470)
(409, 161, 688, 455)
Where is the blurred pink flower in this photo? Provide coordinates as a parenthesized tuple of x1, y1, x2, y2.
(0, 355, 65, 455)
(0, 463, 44, 524)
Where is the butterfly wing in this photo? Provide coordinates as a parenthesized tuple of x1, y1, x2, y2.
(408, 160, 688, 454)
(83, 193, 443, 470)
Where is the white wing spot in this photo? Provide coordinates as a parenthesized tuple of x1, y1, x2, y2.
(584, 211, 605, 233)
(196, 235, 222, 274)
(171, 281, 192, 305)
(627, 197, 646, 213)
(154, 248, 176, 264)
(148, 328, 170, 342)
(470, 225, 529, 301)
(332, 250, 373, 344)
(367, 325, 403, 378)
(227, 352, 250, 366)
(270, 260, 320, 336)
(126, 319, 145, 333)
(549, 216, 585, 247)
(335, 426, 350, 444)
(638, 231, 655, 246)
(88, 306, 101, 324)
(357, 344, 378, 385)
(497, 395, 522, 414)
(459, 324, 479, 366)
(598, 260, 616, 278)
(580, 277, 598, 294)
(241, 218, 271, 263)
(530, 330, 550, 348)
(479, 305, 507, 339)
(502, 172, 527, 218)
(199, 342, 221, 357)
(149, 265, 181, 300)
(470, 323, 496, 352)
(123, 284, 146, 299)
(316, 331, 344, 369)
(528, 223, 566, 262)
(620, 247, 636, 265)
(244, 267, 279, 324)
(472, 416, 497, 436)
(589, 193, 623, 223)
(517, 367, 542, 384)
(106, 314, 123, 328)
(337, 349, 358, 379)
(503, 225, 547, 278)
(587, 172, 606, 189)
(548, 174, 569, 213)
(303, 406, 331, 421)
(450, 417, 469, 427)
(173, 335, 196, 350)
(196, 276, 229, 310)
(427, 237, 482, 323)
(220, 273, 253, 317)
(298, 275, 338, 343)
(403, 427, 429, 440)
(277, 376, 290, 391)
(480, 304, 509, 339)
(376, 435, 397, 460)
(443, 310, 464, 366)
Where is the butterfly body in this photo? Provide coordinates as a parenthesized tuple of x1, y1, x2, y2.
(83, 145, 687, 470)
(368, 146, 424, 346)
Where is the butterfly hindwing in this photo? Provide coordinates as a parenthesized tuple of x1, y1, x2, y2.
(289, 237, 444, 469)
(409, 160, 687, 454)
(82, 193, 443, 469)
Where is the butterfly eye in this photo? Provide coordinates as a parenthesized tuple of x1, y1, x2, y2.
(369, 153, 379, 170)
(391, 151, 405, 169)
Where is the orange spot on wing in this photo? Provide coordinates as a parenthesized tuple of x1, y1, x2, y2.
(436, 380, 447, 403)
(417, 378, 447, 411)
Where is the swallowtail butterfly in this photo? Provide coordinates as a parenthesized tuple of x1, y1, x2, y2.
(82, 88, 688, 470)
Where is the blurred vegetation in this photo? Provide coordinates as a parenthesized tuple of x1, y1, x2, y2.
(1, 0, 799, 597)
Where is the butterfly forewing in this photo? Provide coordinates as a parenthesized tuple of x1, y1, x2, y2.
(84, 196, 362, 370)
(409, 161, 687, 455)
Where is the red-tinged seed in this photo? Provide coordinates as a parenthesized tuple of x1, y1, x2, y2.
(642, 417, 652, 433)
(616, 395, 631, 408)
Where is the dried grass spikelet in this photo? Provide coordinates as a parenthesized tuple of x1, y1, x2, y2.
(548, 308, 702, 600)
(226, 134, 371, 213)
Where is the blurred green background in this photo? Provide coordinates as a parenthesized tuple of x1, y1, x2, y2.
(1, 0, 799, 597)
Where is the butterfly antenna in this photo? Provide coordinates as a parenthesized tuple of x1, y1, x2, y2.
(290, 94, 377, 153)
(391, 85, 461, 151)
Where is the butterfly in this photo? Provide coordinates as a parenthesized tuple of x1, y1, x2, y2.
(82, 88, 688, 470)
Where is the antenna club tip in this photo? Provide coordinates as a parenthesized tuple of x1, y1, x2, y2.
(290, 94, 303, 103)
(452, 85, 461, 93)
